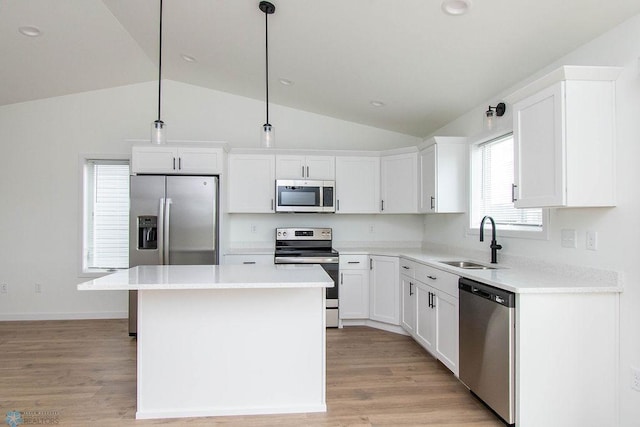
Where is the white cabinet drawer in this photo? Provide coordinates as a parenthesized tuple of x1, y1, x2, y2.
(224, 254, 273, 265)
(415, 264, 459, 297)
(339, 254, 369, 269)
(399, 258, 419, 279)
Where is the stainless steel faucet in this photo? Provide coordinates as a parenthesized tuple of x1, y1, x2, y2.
(480, 216, 502, 264)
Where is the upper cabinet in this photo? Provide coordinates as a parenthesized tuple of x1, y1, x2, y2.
(275, 155, 335, 180)
(419, 137, 467, 213)
(227, 154, 276, 213)
(132, 146, 223, 175)
(335, 156, 380, 213)
(380, 151, 419, 213)
(505, 66, 622, 208)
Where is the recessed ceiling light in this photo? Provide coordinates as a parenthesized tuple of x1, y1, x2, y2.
(180, 54, 197, 63)
(370, 100, 385, 107)
(18, 26, 42, 37)
(278, 78, 294, 86)
(441, 0, 472, 16)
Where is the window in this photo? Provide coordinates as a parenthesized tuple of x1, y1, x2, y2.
(82, 159, 130, 272)
(470, 133, 546, 236)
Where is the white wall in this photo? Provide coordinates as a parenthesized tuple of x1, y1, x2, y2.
(424, 14, 640, 426)
(0, 80, 419, 320)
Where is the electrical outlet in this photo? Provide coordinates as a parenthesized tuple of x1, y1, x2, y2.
(250, 224, 257, 233)
(0, 284, 7, 294)
(561, 229, 577, 248)
(632, 366, 640, 391)
(35, 283, 42, 294)
(586, 231, 598, 251)
(369, 224, 375, 234)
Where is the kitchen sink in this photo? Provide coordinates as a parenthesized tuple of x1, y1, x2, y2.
(439, 260, 497, 270)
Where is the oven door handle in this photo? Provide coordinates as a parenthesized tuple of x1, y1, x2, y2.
(275, 257, 339, 264)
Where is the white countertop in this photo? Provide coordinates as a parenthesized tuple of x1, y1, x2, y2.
(77, 264, 333, 291)
(336, 247, 621, 294)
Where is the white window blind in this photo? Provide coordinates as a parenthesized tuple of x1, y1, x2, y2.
(471, 134, 542, 230)
(85, 160, 129, 270)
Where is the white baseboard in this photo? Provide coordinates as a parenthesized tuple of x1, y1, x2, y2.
(340, 318, 409, 336)
(0, 311, 127, 321)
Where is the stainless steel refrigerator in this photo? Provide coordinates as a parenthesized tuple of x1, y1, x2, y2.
(128, 175, 219, 336)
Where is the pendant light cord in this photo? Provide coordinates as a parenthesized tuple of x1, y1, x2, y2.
(157, 0, 163, 122)
(264, 11, 269, 125)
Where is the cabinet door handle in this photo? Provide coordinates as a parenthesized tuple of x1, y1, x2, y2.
(381, 200, 384, 211)
(409, 282, 413, 296)
(172, 157, 176, 170)
(178, 157, 182, 170)
(271, 199, 274, 211)
(432, 292, 436, 308)
(306, 166, 309, 177)
(337, 199, 340, 211)
(430, 196, 435, 210)
(347, 261, 360, 264)
(369, 259, 373, 270)
(427, 275, 437, 280)
(301, 166, 305, 178)
(428, 292, 432, 308)
(340, 272, 343, 285)
(512, 183, 518, 202)
(242, 261, 256, 265)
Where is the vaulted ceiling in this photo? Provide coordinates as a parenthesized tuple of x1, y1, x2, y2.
(2, 0, 639, 137)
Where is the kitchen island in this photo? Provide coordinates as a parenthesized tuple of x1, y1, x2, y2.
(78, 264, 333, 420)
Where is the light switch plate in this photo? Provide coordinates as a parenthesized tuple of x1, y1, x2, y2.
(561, 229, 577, 248)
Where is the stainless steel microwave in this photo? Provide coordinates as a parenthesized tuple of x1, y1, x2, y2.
(275, 180, 335, 213)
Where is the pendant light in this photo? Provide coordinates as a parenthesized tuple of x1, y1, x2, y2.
(259, 1, 276, 148)
(151, 0, 166, 144)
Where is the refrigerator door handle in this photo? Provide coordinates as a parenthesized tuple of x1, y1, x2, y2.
(164, 198, 172, 264)
(158, 198, 165, 264)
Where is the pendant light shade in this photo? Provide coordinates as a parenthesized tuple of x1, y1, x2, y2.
(259, 1, 276, 148)
(151, 0, 166, 144)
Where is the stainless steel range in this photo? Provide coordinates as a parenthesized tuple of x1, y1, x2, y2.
(274, 227, 339, 327)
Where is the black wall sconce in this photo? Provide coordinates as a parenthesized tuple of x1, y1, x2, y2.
(485, 102, 506, 131)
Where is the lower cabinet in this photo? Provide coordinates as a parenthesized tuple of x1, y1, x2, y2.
(415, 281, 459, 375)
(339, 256, 370, 319)
(400, 274, 417, 335)
(369, 255, 400, 325)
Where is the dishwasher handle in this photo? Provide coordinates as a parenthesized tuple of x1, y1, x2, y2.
(459, 277, 515, 308)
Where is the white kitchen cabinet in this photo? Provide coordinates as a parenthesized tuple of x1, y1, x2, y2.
(132, 146, 223, 174)
(414, 281, 459, 375)
(223, 253, 274, 265)
(369, 255, 400, 325)
(419, 137, 467, 213)
(380, 151, 418, 213)
(339, 255, 370, 319)
(506, 66, 622, 208)
(334, 156, 380, 213)
(227, 154, 275, 213)
(400, 274, 417, 335)
(275, 155, 335, 180)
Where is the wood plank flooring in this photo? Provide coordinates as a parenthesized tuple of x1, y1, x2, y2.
(0, 320, 501, 426)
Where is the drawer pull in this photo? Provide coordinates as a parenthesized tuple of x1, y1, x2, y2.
(242, 261, 256, 265)
(427, 275, 437, 280)
(402, 265, 410, 270)
(347, 261, 360, 264)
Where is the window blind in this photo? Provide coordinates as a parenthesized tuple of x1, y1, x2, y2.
(86, 160, 129, 270)
(472, 134, 542, 229)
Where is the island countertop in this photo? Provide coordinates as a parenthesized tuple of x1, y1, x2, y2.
(77, 264, 334, 291)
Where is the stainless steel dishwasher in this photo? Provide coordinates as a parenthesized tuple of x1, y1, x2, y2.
(459, 277, 516, 426)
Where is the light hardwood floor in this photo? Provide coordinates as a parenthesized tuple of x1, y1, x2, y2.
(0, 320, 502, 426)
